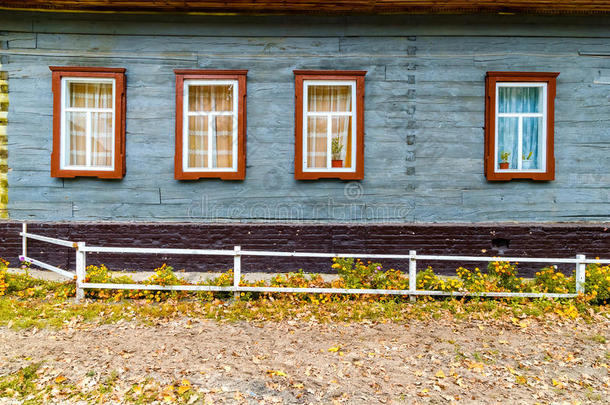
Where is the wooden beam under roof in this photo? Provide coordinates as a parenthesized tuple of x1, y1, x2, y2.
(0, 1, 610, 15)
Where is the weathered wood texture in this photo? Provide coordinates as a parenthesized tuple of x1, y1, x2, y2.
(2, 1, 610, 14)
(0, 66, 7, 219)
(1, 12, 609, 223)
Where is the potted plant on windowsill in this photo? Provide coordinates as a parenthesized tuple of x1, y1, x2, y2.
(522, 151, 534, 170)
(331, 137, 343, 168)
(499, 151, 510, 170)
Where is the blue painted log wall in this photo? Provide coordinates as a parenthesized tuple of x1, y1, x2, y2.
(1, 11, 609, 223)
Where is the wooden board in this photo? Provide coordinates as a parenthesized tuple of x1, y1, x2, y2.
(1, 1, 610, 15)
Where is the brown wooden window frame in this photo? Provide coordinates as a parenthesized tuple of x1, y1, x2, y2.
(50, 66, 126, 179)
(485, 71, 559, 181)
(174, 69, 247, 180)
(294, 70, 366, 180)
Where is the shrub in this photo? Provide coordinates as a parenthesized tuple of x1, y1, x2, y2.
(197, 269, 235, 301)
(333, 257, 410, 290)
(0, 258, 8, 296)
(487, 261, 524, 291)
(533, 266, 573, 294)
(4, 255, 609, 305)
(143, 264, 187, 302)
(584, 263, 610, 303)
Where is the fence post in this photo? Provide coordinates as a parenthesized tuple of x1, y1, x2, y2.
(233, 245, 241, 300)
(21, 223, 27, 259)
(75, 242, 86, 302)
(575, 254, 586, 295)
(409, 250, 417, 302)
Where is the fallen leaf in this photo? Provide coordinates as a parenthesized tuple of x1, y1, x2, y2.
(267, 370, 288, 377)
(54, 375, 67, 384)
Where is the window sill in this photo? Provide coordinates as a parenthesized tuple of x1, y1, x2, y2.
(486, 171, 554, 181)
(175, 171, 245, 180)
(51, 167, 124, 179)
(295, 171, 364, 180)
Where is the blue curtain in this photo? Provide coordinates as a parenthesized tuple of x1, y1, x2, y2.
(497, 117, 518, 168)
(497, 87, 542, 170)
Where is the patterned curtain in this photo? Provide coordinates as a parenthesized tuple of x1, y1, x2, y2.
(188, 84, 233, 169)
(66, 82, 113, 167)
(306, 85, 352, 169)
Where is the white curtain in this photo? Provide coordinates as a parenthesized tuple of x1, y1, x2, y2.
(497, 86, 542, 169)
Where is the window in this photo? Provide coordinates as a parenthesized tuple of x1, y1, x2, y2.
(50, 67, 126, 178)
(294, 70, 365, 180)
(485, 72, 558, 181)
(174, 70, 247, 180)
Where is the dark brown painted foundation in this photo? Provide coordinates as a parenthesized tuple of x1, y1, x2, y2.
(0, 221, 608, 277)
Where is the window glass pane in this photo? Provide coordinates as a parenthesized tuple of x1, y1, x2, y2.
(307, 85, 352, 112)
(188, 85, 233, 112)
(214, 116, 233, 168)
(498, 86, 542, 113)
(522, 117, 542, 170)
(90, 112, 113, 167)
(66, 112, 86, 166)
(307, 116, 327, 168)
(497, 117, 518, 169)
(331, 116, 352, 168)
(188, 116, 208, 169)
(69, 82, 112, 109)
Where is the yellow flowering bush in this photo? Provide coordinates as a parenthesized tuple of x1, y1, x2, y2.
(196, 269, 235, 301)
(5, 256, 609, 305)
(0, 258, 8, 296)
(143, 264, 187, 302)
(533, 266, 573, 294)
(487, 261, 524, 291)
(417, 266, 462, 292)
(584, 263, 610, 302)
(456, 266, 487, 292)
(333, 257, 409, 290)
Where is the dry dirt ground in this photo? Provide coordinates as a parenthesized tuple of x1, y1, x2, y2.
(1, 315, 609, 404)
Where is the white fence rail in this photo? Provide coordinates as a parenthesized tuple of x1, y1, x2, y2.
(18, 223, 605, 302)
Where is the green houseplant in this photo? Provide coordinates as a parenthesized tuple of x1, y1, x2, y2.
(499, 151, 511, 170)
(522, 151, 534, 170)
(331, 137, 344, 168)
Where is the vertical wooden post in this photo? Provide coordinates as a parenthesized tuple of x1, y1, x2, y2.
(575, 254, 586, 294)
(75, 242, 86, 302)
(233, 245, 241, 300)
(21, 223, 27, 259)
(409, 250, 417, 302)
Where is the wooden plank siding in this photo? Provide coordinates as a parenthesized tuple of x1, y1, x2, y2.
(1, 11, 609, 223)
(0, 66, 7, 219)
(1, 1, 610, 15)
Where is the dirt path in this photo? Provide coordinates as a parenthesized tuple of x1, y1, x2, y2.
(1, 316, 609, 404)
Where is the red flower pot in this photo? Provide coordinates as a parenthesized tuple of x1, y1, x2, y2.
(499, 162, 509, 170)
(332, 160, 343, 168)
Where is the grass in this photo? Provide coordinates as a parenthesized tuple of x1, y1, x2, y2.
(0, 362, 41, 400)
(590, 334, 607, 344)
(0, 293, 608, 331)
(0, 270, 608, 330)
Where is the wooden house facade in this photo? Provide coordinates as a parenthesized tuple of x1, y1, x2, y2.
(0, 1, 608, 273)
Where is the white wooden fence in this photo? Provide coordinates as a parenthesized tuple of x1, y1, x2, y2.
(19, 223, 610, 302)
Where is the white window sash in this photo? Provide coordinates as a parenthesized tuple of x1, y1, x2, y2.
(494, 82, 547, 173)
(182, 79, 239, 173)
(59, 77, 116, 171)
(302, 80, 357, 173)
